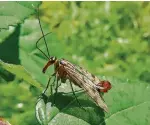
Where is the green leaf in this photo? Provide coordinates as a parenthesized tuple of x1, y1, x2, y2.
(0, 1, 41, 29)
(0, 26, 15, 44)
(36, 94, 59, 125)
(35, 77, 150, 125)
(102, 78, 150, 125)
(0, 60, 42, 89)
(0, 25, 20, 64)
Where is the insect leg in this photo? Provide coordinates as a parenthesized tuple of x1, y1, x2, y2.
(49, 75, 57, 105)
(43, 76, 52, 94)
(69, 80, 86, 111)
(53, 77, 59, 104)
(39, 75, 54, 103)
(43, 73, 56, 94)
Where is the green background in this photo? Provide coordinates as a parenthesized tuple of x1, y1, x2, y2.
(0, 2, 150, 125)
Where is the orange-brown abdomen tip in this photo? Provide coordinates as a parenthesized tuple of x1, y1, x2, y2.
(97, 80, 112, 93)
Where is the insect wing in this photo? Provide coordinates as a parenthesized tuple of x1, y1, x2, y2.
(62, 60, 108, 112)
(61, 59, 103, 90)
(76, 65, 100, 84)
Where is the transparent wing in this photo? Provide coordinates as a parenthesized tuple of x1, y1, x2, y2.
(61, 59, 104, 90)
(61, 59, 108, 112)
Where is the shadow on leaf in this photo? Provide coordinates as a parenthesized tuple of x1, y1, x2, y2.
(40, 92, 106, 125)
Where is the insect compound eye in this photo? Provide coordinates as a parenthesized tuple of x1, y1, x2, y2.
(53, 56, 56, 60)
(60, 60, 66, 65)
(50, 56, 56, 62)
(97, 80, 112, 93)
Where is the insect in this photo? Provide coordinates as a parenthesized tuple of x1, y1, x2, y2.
(36, 7, 111, 112)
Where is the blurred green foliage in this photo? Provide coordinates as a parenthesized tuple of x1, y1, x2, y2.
(0, 1, 150, 125)
(40, 2, 150, 82)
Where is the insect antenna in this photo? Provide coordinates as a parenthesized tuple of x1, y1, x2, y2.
(36, 32, 51, 60)
(36, 6, 51, 59)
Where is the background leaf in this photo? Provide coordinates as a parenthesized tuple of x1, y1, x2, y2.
(0, 60, 42, 89)
(0, 1, 41, 30)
